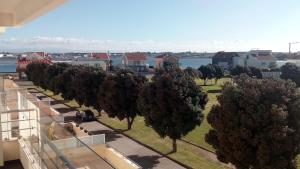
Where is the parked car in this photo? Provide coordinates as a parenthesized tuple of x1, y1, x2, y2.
(75, 110, 95, 122)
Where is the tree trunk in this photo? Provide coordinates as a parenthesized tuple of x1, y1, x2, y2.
(172, 139, 177, 153)
(127, 117, 135, 130)
(204, 78, 207, 86)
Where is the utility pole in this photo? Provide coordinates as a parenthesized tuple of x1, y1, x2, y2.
(289, 42, 300, 54)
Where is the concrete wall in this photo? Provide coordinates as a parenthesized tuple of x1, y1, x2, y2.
(3, 139, 20, 161)
(91, 145, 140, 169)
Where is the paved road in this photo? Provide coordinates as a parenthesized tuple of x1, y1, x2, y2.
(27, 88, 186, 169)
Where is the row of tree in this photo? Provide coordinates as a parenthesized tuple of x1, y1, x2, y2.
(183, 64, 225, 85)
(188, 62, 300, 88)
(26, 63, 208, 152)
(26, 62, 300, 168)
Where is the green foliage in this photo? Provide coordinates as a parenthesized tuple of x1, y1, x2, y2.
(231, 65, 262, 79)
(183, 67, 202, 78)
(138, 68, 208, 152)
(198, 64, 216, 85)
(249, 66, 262, 79)
(212, 65, 224, 84)
(98, 69, 147, 130)
(25, 62, 49, 88)
(73, 66, 106, 108)
(44, 63, 70, 92)
(281, 63, 300, 87)
(230, 65, 252, 76)
(206, 75, 300, 169)
(54, 66, 78, 100)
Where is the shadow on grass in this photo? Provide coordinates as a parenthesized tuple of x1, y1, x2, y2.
(207, 89, 222, 94)
(128, 155, 161, 169)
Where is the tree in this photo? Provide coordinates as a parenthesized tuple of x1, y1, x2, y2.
(54, 66, 78, 100)
(25, 62, 49, 88)
(98, 69, 147, 130)
(230, 65, 252, 77)
(205, 75, 300, 169)
(212, 65, 224, 84)
(281, 63, 300, 87)
(138, 68, 208, 152)
(73, 67, 106, 108)
(183, 67, 202, 78)
(249, 66, 262, 79)
(198, 64, 215, 85)
(44, 63, 70, 91)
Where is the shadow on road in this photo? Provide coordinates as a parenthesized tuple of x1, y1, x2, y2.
(128, 155, 161, 169)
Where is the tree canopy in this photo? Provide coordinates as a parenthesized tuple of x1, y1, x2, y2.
(212, 65, 224, 84)
(230, 65, 262, 79)
(198, 64, 215, 85)
(183, 67, 202, 78)
(138, 68, 208, 152)
(98, 69, 147, 130)
(205, 75, 300, 169)
(281, 63, 300, 87)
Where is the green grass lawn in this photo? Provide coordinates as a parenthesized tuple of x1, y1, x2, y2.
(35, 77, 300, 169)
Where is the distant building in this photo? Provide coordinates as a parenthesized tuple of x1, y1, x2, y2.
(212, 52, 240, 70)
(122, 52, 147, 72)
(91, 53, 111, 68)
(155, 53, 179, 69)
(16, 52, 52, 73)
(246, 50, 277, 69)
(52, 57, 108, 71)
(285, 53, 300, 66)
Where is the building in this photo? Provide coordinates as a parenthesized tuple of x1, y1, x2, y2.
(155, 53, 179, 69)
(16, 52, 52, 73)
(91, 53, 111, 68)
(0, 78, 140, 169)
(52, 57, 108, 71)
(246, 50, 277, 69)
(122, 53, 147, 72)
(212, 52, 240, 70)
(285, 53, 300, 66)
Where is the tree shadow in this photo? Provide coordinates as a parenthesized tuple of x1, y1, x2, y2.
(127, 155, 161, 169)
(55, 107, 75, 114)
(37, 95, 48, 100)
(207, 89, 222, 94)
(50, 100, 69, 105)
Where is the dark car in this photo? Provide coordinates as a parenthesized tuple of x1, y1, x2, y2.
(75, 110, 95, 122)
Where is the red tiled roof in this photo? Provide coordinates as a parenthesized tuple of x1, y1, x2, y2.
(17, 58, 52, 65)
(256, 55, 276, 61)
(92, 53, 110, 60)
(35, 52, 45, 57)
(155, 54, 179, 60)
(125, 53, 146, 61)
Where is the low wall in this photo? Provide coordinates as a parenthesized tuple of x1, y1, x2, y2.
(91, 144, 140, 169)
(3, 139, 20, 161)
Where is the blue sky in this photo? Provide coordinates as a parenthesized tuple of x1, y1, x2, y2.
(1, 0, 300, 52)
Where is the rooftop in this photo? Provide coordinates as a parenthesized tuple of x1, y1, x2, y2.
(124, 53, 147, 61)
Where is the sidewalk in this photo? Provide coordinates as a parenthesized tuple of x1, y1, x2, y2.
(28, 88, 187, 169)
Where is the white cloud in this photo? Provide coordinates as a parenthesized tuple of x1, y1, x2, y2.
(0, 36, 291, 52)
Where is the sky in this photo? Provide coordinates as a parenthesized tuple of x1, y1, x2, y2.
(1, 0, 300, 52)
